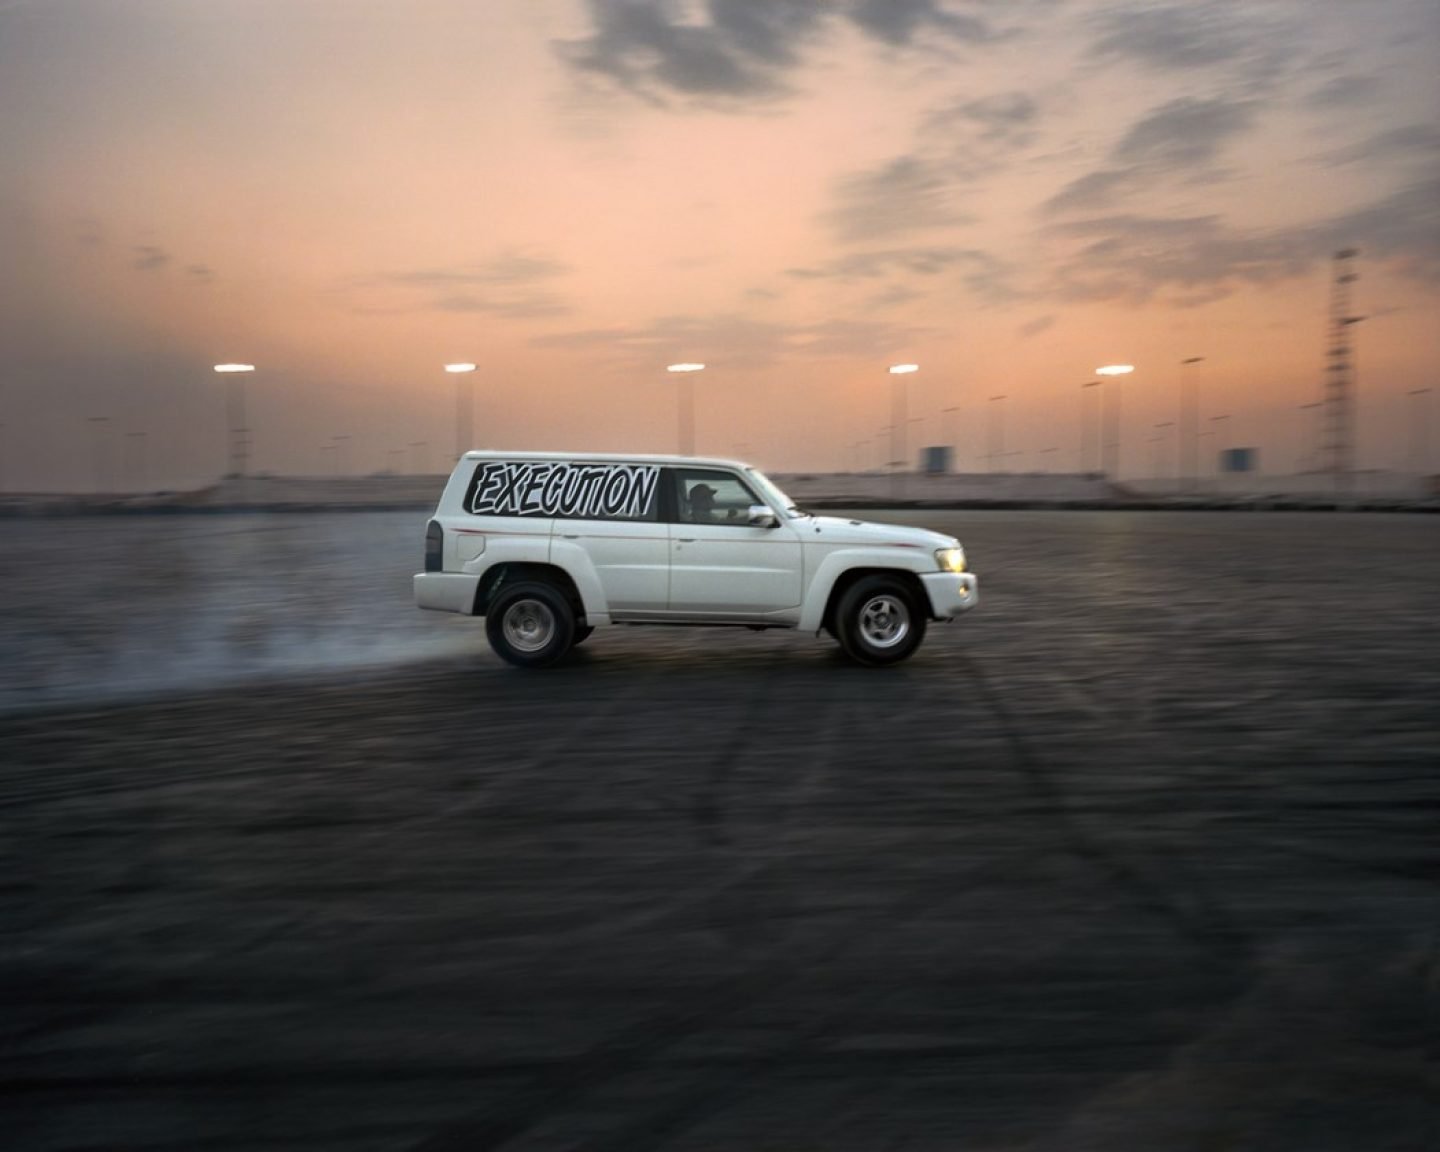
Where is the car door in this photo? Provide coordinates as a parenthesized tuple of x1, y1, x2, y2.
(666, 467, 803, 614)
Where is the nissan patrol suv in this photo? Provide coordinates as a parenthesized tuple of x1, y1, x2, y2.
(414, 452, 977, 667)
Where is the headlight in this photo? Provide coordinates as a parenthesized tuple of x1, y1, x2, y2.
(934, 546, 966, 573)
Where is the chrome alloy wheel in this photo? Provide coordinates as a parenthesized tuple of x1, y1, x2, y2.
(501, 598, 557, 653)
(858, 594, 910, 648)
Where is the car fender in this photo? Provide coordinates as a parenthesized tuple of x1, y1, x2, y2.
(798, 545, 933, 632)
(545, 537, 613, 625)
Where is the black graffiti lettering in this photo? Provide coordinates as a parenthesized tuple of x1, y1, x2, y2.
(629, 467, 659, 518)
(518, 464, 551, 514)
(470, 462, 505, 513)
(542, 465, 567, 510)
(578, 468, 606, 517)
(601, 469, 630, 515)
(497, 463, 530, 512)
(470, 460, 659, 518)
(558, 467, 587, 515)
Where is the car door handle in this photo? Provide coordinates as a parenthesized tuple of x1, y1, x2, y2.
(562, 533, 580, 539)
(675, 537, 696, 543)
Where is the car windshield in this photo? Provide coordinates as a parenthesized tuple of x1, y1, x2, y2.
(745, 467, 807, 518)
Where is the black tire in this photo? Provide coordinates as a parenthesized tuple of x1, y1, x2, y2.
(834, 575, 927, 666)
(572, 625, 595, 646)
(485, 581, 576, 668)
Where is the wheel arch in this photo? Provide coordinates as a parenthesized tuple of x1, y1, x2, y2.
(475, 562, 587, 622)
(819, 566, 929, 635)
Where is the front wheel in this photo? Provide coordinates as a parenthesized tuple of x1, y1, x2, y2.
(486, 582, 576, 668)
(834, 576, 927, 666)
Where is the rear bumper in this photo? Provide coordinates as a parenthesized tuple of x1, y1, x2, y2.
(414, 572, 482, 614)
(919, 571, 978, 619)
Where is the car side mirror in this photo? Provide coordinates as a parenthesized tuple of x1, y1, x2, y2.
(747, 504, 778, 528)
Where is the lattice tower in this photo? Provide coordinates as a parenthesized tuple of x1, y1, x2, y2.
(1322, 248, 1360, 491)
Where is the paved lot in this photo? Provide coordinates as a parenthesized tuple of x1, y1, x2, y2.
(2, 511, 1437, 1150)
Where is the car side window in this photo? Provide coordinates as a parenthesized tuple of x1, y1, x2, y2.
(464, 460, 660, 521)
(673, 469, 762, 525)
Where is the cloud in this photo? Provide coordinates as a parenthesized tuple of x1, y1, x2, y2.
(428, 293, 570, 319)
(789, 243, 1013, 300)
(847, 0, 995, 48)
(557, 0, 1007, 106)
(919, 89, 1040, 181)
(1044, 168, 1138, 214)
(388, 252, 569, 288)
(73, 219, 104, 248)
(787, 244, 1019, 306)
(1112, 97, 1256, 168)
(1018, 314, 1056, 338)
(131, 245, 169, 271)
(1044, 97, 1257, 214)
(533, 311, 930, 370)
(1330, 169, 1440, 283)
(949, 91, 1038, 142)
(1305, 74, 1382, 110)
(350, 251, 573, 318)
(1043, 212, 1311, 305)
(865, 283, 927, 309)
(786, 245, 981, 280)
(1086, 2, 1283, 77)
(1041, 165, 1440, 304)
(556, 0, 828, 105)
(1316, 124, 1440, 168)
(825, 155, 971, 242)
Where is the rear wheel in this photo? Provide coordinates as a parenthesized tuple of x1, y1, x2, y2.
(486, 581, 576, 667)
(834, 575, 927, 666)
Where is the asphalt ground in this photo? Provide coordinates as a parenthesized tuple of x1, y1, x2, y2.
(2, 511, 1437, 1150)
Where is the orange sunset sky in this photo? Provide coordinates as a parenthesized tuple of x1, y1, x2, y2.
(1, 0, 1437, 490)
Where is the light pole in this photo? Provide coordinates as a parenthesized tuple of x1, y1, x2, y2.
(988, 395, 1007, 473)
(1409, 388, 1433, 477)
(888, 364, 919, 499)
(888, 364, 919, 472)
(1210, 414, 1230, 484)
(1153, 421, 1174, 484)
(1096, 364, 1135, 480)
(1080, 380, 1101, 473)
(667, 363, 705, 455)
(333, 434, 352, 477)
(214, 363, 255, 479)
(445, 363, 477, 462)
(1180, 356, 1203, 491)
(942, 405, 961, 472)
(410, 440, 429, 474)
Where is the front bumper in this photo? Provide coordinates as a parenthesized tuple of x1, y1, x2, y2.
(414, 572, 482, 614)
(919, 570, 978, 619)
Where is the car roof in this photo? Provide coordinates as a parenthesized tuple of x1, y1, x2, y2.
(458, 450, 754, 470)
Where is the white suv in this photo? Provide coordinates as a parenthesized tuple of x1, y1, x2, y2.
(414, 452, 977, 667)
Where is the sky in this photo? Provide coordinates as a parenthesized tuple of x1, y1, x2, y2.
(1, 0, 1437, 491)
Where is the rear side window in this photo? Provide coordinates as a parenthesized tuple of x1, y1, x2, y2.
(463, 460, 660, 521)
